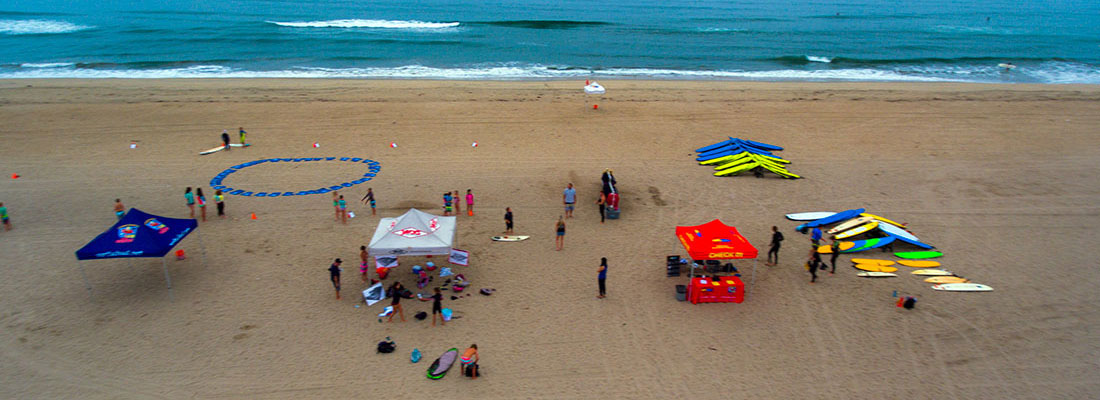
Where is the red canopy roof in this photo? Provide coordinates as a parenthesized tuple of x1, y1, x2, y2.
(675, 219, 758, 260)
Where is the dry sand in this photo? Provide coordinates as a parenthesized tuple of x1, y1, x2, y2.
(1, 79, 1099, 399)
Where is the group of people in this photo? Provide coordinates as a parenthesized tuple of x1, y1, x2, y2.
(764, 224, 844, 284)
(219, 127, 247, 149)
(327, 255, 451, 327)
(182, 187, 226, 222)
(443, 189, 474, 216)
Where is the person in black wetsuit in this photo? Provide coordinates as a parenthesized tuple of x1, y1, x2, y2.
(829, 237, 840, 273)
(328, 259, 342, 300)
(418, 287, 445, 327)
(387, 282, 407, 323)
(221, 130, 231, 150)
(807, 248, 821, 283)
(766, 226, 783, 265)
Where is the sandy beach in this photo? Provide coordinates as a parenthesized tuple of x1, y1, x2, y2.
(1, 79, 1099, 399)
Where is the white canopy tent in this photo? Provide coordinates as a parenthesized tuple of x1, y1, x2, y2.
(368, 208, 456, 256)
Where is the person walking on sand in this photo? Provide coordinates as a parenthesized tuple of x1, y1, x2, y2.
(597, 257, 608, 298)
(359, 245, 369, 283)
(596, 192, 606, 224)
(331, 191, 341, 221)
(388, 282, 407, 322)
(0, 202, 11, 231)
(338, 195, 348, 224)
(504, 207, 514, 234)
(238, 127, 247, 145)
(465, 189, 474, 216)
(829, 237, 840, 274)
(329, 258, 342, 300)
(184, 187, 195, 218)
(361, 188, 376, 216)
(418, 287, 446, 327)
(811, 226, 822, 247)
(563, 183, 577, 218)
(443, 192, 453, 216)
(196, 188, 207, 222)
(114, 199, 126, 220)
(807, 247, 821, 284)
(215, 190, 226, 218)
(555, 216, 566, 250)
(766, 226, 783, 266)
(461, 344, 479, 379)
(221, 130, 231, 151)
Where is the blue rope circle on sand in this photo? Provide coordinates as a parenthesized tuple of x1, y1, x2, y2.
(209, 157, 381, 197)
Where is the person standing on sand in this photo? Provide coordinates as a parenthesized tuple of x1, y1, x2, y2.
(807, 247, 821, 284)
(811, 226, 822, 247)
(338, 195, 348, 224)
(1, 202, 12, 231)
(443, 192, 453, 216)
(221, 130, 231, 150)
(184, 187, 195, 218)
(418, 287, 446, 327)
(555, 216, 566, 251)
(359, 245, 370, 283)
(829, 237, 840, 274)
(465, 189, 474, 216)
(332, 191, 340, 221)
(596, 192, 606, 224)
(215, 190, 226, 218)
(329, 258, 342, 300)
(361, 188, 376, 216)
(504, 207, 514, 234)
(196, 188, 207, 222)
(453, 190, 461, 215)
(766, 226, 783, 266)
(563, 183, 576, 218)
(388, 282, 407, 322)
(238, 127, 246, 145)
(597, 257, 608, 298)
(114, 199, 126, 220)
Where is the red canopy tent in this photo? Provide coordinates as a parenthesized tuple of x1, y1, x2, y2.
(676, 219, 759, 299)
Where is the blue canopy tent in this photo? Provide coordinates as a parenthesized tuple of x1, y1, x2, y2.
(75, 208, 205, 299)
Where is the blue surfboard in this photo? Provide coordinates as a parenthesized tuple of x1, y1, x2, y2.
(888, 235, 934, 249)
(796, 208, 866, 231)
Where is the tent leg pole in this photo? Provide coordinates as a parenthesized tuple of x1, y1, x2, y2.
(78, 261, 93, 300)
(750, 258, 756, 300)
(162, 257, 174, 302)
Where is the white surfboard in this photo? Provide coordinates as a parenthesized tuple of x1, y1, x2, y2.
(932, 283, 992, 292)
(491, 235, 530, 242)
(828, 216, 874, 234)
(911, 269, 952, 276)
(785, 212, 835, 221)
(856, 272, 897, 278)
(199, 145, 226, 155)
(878, 222, 919, 242)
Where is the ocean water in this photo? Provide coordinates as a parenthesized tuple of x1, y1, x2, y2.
(1, 0, 1099, 83)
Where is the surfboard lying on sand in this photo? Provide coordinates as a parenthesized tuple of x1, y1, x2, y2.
(850, 259, 895, 266)
(491, 235, 530, 242)
(828, 216, 874, 234)
(199, 143, 250, 155)
(877, 222, 919, 241)
(797, 208, 865, 231)
(932, 283, 992, 292)
(889, 235, 935, 250)
(898, 260, 940, 268)
(835, 221, 878, 239)
(895, 251, 942, 259)
(856, 272, 897, 278)
(924, 276, 969, 284)
(786, 212, 836, 221)
(911, 269, 952, 276)
(854, 264, 897, 273)
(860, 213, 905, 227)
(817, 236, 895, 253)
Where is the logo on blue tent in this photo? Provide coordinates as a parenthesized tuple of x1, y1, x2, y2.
(115, 224, 138, 243)
(144, 218, 169, 234)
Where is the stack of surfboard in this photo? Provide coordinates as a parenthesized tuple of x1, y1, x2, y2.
(695, 137, 800, 179)
(786, 209, 934, 254)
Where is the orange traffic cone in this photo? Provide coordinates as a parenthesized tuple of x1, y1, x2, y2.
(250, 213, 257, 220)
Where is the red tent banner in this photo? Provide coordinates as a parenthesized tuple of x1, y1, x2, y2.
(675, 219, 758, 260)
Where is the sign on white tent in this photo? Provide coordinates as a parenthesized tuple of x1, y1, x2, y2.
(368, 208, 456, 256)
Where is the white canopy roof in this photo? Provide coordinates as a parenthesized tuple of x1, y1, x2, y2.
(368, 209, 456, 256)
(584, 81, 606, 94)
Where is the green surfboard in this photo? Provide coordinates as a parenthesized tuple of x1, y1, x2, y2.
(894, 251, 943, 259)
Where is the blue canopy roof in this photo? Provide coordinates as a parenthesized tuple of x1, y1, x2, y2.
(75, 208, 198, 260)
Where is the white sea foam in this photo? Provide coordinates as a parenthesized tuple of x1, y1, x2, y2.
(0, 19, 91, 35)
(20, 62, 75, 68)
(267, 19, 460, 29)
(805, 55, 833, 63)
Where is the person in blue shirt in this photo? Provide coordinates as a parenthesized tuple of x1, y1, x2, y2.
(811, 227, 823, 246)
(597, 257, 608, 299)
(562, 183, 576, 218)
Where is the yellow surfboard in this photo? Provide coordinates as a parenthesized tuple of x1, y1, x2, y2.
(924, 276, 969, 284)
(854, 264, 898, 273)
(816, 241, 856, 254)
(860, 213, 904, 227)
(834, 221, 878, 239)
(898, 260, 941, 268)
(849, 258, 895, 266)
(911, 269, 952, 276)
